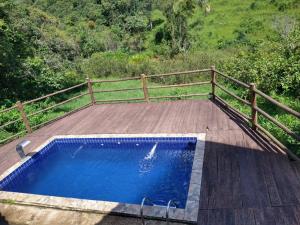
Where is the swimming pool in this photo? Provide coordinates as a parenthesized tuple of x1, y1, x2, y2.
(0, 134, 205, 223)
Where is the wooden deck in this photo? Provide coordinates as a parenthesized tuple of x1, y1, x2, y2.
(0, 100, 300, 225)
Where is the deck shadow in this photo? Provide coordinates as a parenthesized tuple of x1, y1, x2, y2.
(211, 98, 288, 156)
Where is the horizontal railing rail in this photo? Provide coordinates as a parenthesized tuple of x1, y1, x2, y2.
(254, 106, 300, 141)
(95, 97, 145, 103)
(91, 76, 140, 83)
(30, 102, 92, 130)
(0, 118, 23, 130)
(23, 82, 87, 105)
(214, 69, 250, 88)
(147, 81, 210, 90)
(256, 124, 290, 154)
(215, 95, 252, 121)
(0, 130, 27, 145)
(214, 83, 251, 106)
(254, 88, 300, 119)
(26, 92, 89, 118)
(93, 87, 142, 93)
(146, 69, 211, 78)
(0, 67, 299, 161)
(0, 105, 18, 114)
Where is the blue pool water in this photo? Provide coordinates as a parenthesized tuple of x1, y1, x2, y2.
(0, 137, 196, 208)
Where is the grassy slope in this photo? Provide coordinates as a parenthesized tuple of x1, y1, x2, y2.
(189, 0, 300, 49)
(25, 0, 300, 53)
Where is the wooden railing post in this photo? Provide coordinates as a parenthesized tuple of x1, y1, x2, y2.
(141, 74, 149, 102)
(16, 101, 32, 133)
(249, 83, 258, 130)
(86, 78, 95, 104)
(211, 66, 216, 100)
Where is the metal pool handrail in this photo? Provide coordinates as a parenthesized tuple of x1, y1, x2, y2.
(140, 197, 154, 225)
(166, 200, 177, 225)
(140, 198, 178, 225)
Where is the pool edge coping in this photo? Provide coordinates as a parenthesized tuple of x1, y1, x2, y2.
(0, 133, 206, 224)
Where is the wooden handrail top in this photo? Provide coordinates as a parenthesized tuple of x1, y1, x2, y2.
(214, 69, 250, 89)
(254, 88, 300, 119)
(254, 106, 300, 141)
(146, 69, 211, 78)
(93, 87, 142, 93)
(24, 82, 87, 105)
(148, 81, 211, 89)
(215, 82, 251, 106)
(91, 76, 140, 83)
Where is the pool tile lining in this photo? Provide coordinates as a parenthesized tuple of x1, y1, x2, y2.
(0, 133, 205, 224)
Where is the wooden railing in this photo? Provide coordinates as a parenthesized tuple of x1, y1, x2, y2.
(211, 67, 299, 161)
(90, 69, 211, 104)
(0, 67, 299, 161)
(0, 82, 90, 144)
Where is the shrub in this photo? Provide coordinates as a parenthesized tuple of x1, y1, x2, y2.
(81, 52, 129, 77)
(222, 26, 300, 98)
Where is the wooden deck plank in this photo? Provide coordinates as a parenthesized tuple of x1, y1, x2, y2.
(198, 135, 212, 209)
(261, 154, 282, 207)
(0, 99, 299, 225)
(270, 154, 300, 206)
(205, 133, 219, 209)
(254, 207, 278, 225)
(215, 132, 233, 208)
(280, 206, 300, 225)
(208, 209, 235, 225)
(195, 100, 207, 132)
(231, 132, 243, 209)
(238, 135, 270, 208)
(234, 208, 256, 225)
(138, 103, 164, 133)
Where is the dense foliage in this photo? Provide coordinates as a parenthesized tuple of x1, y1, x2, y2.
(223, 25, 300, 97)
(1, 0, 299, 105)
(0, 0, 299, 153)
(0, 1, 82, 105)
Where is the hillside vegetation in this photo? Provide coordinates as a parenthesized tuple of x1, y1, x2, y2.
(1, 0, 299, 103)
(0, 0, 299, 154)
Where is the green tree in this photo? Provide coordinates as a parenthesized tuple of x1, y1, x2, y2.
(162, 0, 195, 56)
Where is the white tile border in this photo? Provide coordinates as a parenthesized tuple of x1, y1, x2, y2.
(0, 133, 206, 223)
